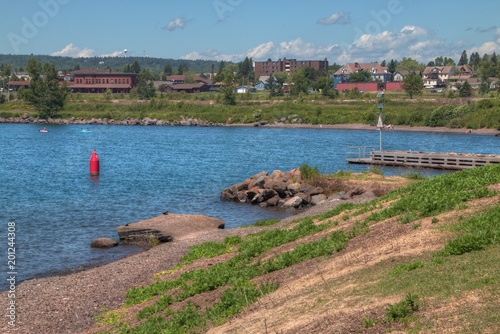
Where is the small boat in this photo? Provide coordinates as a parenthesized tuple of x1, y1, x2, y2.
(81, 129, 92, 133)
(39, 128, 48, 133)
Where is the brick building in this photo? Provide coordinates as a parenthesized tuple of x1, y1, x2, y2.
(67, 69, 138, 93)
(253, 58, 328, 78)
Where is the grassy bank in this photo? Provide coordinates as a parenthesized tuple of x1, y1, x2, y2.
(1, 92, 500, 129)
(92, 165, 500, 333)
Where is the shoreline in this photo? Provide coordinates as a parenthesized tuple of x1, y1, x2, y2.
(1, 116, 499, 135)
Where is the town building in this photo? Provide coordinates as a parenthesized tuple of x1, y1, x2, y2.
(68, 69, 138, 93)
(422, 66, 454, 88)
(253, 58, 328, 78)
(333, 62, 392, 89)
(160, 83, 210, 94)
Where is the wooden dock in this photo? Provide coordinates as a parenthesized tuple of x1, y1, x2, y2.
(346, 150, 500, 170)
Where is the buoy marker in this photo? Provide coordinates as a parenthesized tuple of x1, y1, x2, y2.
(90, 150, 100, 176)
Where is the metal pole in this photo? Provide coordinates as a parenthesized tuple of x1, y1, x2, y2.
(379, 126, 382, 151)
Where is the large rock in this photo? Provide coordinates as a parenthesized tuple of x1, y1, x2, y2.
(91, 238, 118, 248)
(116, 213, 224, 243)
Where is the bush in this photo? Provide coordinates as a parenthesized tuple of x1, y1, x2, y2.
(385, 293, 419, 321)
(299, 163, 321, 182)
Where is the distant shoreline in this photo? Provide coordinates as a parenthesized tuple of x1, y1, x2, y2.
(227, 122, 500, 135)
(1, 117, 499, 135)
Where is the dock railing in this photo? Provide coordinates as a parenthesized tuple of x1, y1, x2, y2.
(345, 146, 377, 162)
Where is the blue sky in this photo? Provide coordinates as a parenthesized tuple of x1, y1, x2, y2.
(2, 0, 499, 64)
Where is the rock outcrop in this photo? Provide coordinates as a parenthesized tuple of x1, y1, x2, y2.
(220, 169, 326, 209)
(116, 213, 224, 244)
(90, 238, 118, 248)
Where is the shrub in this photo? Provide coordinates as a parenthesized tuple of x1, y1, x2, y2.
(385, 293, 419, 321)
(299, 163, 321, 182)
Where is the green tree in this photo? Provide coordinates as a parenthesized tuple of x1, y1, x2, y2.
(213, 61, 226, 82)
(469, 52, 481, 68)
(397, 57, 424, 73)
(402, 74, 423, 99)
(136, 70, 156, 100)
(238, 57, 254, 82)
(23, 58, 70, 118)
(387, 59, 398, 74)
(266, 75, 278, 98)
(219, 64, 237, 105)
(349, 70, 371, 82)
(177, 63, 189, 75)
(458, 50, 468, 66)
(274, 71, 288, 95)
(459, 80, 472, 97)
(163, 64, 173, 76)
(290, 67, 309, 96)
(1, 64, 12, 99)
(130, 61, 141, 73)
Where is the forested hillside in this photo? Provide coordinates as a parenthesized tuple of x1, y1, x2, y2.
(0, 54, 221, 74)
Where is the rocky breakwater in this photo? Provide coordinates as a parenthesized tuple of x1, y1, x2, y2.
(221, 169, 327, 209)
(0, 114, 223, 127)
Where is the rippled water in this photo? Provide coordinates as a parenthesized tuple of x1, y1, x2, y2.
(0, 123, 498, 289)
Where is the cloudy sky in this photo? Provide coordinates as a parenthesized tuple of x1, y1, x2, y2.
(2, 0, 499, 64)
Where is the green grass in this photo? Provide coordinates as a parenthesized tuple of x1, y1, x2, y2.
(3, 93, 500, 129)
(95, 165, 500, 333)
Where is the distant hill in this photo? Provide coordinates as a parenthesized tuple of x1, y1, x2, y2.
(0, 54, 224, 74)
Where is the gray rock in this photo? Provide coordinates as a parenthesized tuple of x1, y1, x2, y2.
(91, 238, 118, 248)
(284, 196, 303, 208)
(311, 194, 327, 205)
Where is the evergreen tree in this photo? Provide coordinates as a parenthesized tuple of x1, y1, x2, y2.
(458, 50, 468, 66)
(266, 75, 278, 97)
(469, 52, 481, 68)
(163, 64, 173, 76)
(213, 61, 226, 82)
(387, 59, 398, 74)
(23, 58, 70, 118)
(459, 80, 472, 97)
(177, 63, 189, 75)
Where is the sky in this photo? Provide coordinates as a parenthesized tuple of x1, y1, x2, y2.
(1, 0, 499, 65)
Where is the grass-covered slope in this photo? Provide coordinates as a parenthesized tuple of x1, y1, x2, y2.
(93, 164, 500, 334)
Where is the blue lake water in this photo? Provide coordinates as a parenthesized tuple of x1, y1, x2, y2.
(0, 123, 499, 290)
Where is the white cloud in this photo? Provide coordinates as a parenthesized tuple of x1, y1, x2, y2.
(352, 26, 428, 51)
(317, 12, 351, 25)
(166, 17, 186, 31)
(52, 43, 95, 58)
(184, 25, 499, 65)
(471, 41, 500, 55)
(100, 50, 126, 57)
(247, 42, 274, 59)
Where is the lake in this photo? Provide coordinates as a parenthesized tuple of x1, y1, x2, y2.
(1, 123, 498, 290)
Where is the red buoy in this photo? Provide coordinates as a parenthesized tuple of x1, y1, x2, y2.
(90, 150, 100, 176)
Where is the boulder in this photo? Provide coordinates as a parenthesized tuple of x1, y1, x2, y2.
(220, 168, 328, 210)
(311, 194, 327, 205)
(91, 238, 118, 248)
(284, 196, 303, 208)
(116, 213, 224, 243)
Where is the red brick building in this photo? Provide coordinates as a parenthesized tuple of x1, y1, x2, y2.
(253, 58, 328, 78)
(68, 69, 138, 93)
